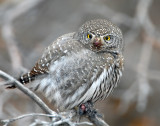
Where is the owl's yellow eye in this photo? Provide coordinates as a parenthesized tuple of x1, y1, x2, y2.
(104, 35, 111, 41)
(87, 34, 92, 39)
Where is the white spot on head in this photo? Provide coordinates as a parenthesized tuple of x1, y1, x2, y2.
(58, 44, 63, 51)
(64, 50, 68, 53)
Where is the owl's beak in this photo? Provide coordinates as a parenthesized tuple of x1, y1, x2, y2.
(93, 37, 102, 47)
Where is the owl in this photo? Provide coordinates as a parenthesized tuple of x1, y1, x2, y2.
(8, 19, 124, 112)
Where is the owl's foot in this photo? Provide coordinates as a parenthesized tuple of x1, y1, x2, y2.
(78, 101, 102, 118)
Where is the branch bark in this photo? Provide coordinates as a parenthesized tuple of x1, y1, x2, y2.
(0, 70, 54, 115)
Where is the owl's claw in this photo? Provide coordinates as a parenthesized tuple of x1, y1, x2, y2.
(78, 102, 102, 118)
(5, 82, 16, 89)
(6, 85, 16, 89)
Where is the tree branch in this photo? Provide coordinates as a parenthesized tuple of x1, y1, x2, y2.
(0, 70, 109, 126)
(0, 70, 54, 115)
(1, 0, 44, 72)
(88, 115, 109, 126)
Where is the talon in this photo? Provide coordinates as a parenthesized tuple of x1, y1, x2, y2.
(6, 85, 16, 89)
(77, 101, 102, 119)
(81, 104, 86, 111)
(79, 104, 86, 115)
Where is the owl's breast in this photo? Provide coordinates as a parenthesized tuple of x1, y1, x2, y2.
(48, 49, 95, 85)
(38, 48, 118, 110)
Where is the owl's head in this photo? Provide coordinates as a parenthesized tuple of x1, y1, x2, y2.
(74, 19, 124, 54)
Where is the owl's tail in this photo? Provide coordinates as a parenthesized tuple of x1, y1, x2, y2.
(6, 62, 48, 89)
(6, 72, 36, 89)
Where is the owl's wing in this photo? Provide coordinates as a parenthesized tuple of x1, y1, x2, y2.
(31, 33, 75, 73)
(7, 32, 75, 88)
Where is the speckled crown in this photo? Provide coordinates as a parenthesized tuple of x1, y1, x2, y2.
(79, 19, 122, 37)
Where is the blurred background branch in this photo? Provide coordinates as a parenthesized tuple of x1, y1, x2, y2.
(1, 0, 44, 73)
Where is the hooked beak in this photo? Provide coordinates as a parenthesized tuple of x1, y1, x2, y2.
(93, 37, 102, 47)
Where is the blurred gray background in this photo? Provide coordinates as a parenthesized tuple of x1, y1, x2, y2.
(0, 0, 160, 125)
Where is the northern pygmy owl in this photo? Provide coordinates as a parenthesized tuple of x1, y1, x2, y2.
(8, 19, 124, 111)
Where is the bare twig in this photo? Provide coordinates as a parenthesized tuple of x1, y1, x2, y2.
(136, 35, 153, 112)
(132, 0, 154, 112)
(88, 115, 109, 126)
(1, 112, 67, 126)
(0, 110, 93, 126)
(1, 113, 57, 126)
(1, 0, 44, 72)
(119, 0, 158, 113)
(0, 70, 54, 115)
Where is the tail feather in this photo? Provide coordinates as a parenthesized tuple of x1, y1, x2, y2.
(6, 72, 36, 89)
(6, 62, 49, 89)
